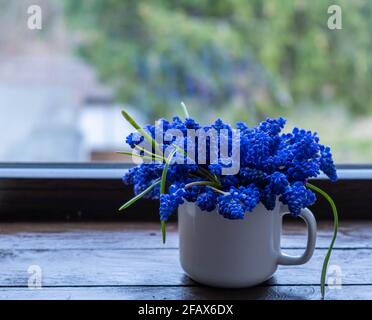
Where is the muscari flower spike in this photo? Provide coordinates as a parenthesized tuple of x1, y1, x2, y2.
(123, 116, 337, 220)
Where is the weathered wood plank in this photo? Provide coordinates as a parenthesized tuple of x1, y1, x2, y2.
(0, 221, 369, 249)
(0, 222, 366, 300)
(0, 223, 178, 249)
(0, 248, 366, 286)
(0, 285, 363, 300)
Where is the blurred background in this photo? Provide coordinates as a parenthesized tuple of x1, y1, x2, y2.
(0, 0, 371, 163)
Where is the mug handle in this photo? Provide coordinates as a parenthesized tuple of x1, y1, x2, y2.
(278, 207, 317, 265)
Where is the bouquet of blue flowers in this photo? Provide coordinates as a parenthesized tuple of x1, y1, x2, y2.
(119, 104, 338, 298)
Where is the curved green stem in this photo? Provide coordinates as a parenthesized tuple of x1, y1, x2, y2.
(207, 185, 228, 195)
(185, 181, 217, 189)
(306, 182, 338, 299)
(185, 181, 227, 196)
(198, 167, 221, 187)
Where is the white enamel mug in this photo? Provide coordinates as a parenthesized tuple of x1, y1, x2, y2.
(178, 201, 317, 288)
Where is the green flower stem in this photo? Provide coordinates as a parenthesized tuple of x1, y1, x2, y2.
(185, 181, 227, 195)
(160, 149, 178, 194)
(160, 148, 178, 244)
(306, 182, 339, 299)
(207, 185, 228, 195)
(119, 179, 161, 211)
(185, 181, 218, 189)
(161, 221, 166, 244)
(121, 109, 161, 155)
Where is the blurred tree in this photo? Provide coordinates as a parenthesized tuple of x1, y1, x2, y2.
(64, 0, 372, 122)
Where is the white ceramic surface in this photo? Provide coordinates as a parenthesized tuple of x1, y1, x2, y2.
(178, 201, 316, 288)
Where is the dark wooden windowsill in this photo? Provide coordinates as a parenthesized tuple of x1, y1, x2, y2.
(0, 164, 371, 220)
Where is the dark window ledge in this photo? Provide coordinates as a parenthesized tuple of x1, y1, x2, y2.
(0, 163, 370, 221)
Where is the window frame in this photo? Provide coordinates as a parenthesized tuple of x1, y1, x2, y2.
(0, 163, 369, 221)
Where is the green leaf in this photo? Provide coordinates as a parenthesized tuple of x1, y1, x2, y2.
(116, 151, 158, 162)
(171, 143, 186, 156)
(121, 109, 161, 154)
(134, 145, 164, 161)
(119, 180, 161, 211)
(180, 101, 190, 119)
(306, 182, 338, 299)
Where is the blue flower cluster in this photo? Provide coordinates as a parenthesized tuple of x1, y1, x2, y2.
(159, 183, 186, 221)
(123, 117, 337, 220)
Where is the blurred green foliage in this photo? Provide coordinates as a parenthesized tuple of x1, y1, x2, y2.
(65, 0, 372, 124)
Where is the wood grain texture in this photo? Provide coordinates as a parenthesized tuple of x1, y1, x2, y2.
(0, 221, 370, 249)
(0, 222, 369, 300)
(0, 248, 367, 286)
(0, 286, 363, 300)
